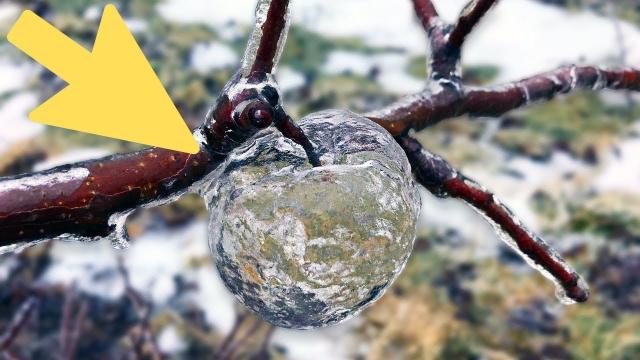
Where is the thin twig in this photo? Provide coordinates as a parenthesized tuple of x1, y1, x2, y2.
(216, 311, 248, 358)
(398, 136, 589, 303)
(219, 317, 264, 360)
(0, 297, 38, 352)
(118, 258, 163, 360)
(59, 286, 89, 360)
(66, 301, 88, 360)
(252, 326, 275, 360)
(448, 0, 499, 49)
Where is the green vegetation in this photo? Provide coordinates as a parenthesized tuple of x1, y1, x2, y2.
(493, 92, 638, 159)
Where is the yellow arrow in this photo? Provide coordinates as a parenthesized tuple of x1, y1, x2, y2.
(7, 5, 200, 154)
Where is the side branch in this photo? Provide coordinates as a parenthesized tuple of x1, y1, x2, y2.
(398, 136, 589, 303)
(448, 0, 499, 49)
(464, 65, 640, 117)
(244, 0, 291, 75)
(411, 0, 440, 33)
(366, 66, 640, 136)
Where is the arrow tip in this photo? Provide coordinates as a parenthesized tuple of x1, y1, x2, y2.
(11, 5, 202, 155)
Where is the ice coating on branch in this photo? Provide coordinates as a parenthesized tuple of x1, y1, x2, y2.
(107, 211, 133, 250)
(461, 178, 590, 305)
(0, 167, 90, 254)
(204, 110, 421, 329)
(0, 240, 47, 256)
(241, 0, 290, 75)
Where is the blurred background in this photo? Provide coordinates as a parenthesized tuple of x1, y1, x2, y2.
(1, 0, 640, 358)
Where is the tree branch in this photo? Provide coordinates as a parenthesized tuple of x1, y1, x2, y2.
(448, 0, 499, 49)
(411, 0, 440, 33)
(0, 146, 217, 246)
(463, 65, 640, 117)
(398, 136, 589, 303)
(366, 66, 640, 136)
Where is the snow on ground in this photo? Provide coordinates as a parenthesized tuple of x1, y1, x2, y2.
(276, 66, 306, 93)
(0, 60, 35, 95)
(595, 123, 640, 194)
(273, 319, 362, 360)
(323, 51, 424, 94)
(0, 2, 20, 31)
(191, 41, 239, 73)
(0, 92, 43, 154)
(158, 325, 187, 354)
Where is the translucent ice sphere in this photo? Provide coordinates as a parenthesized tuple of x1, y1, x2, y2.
(204, 110, 421, 329)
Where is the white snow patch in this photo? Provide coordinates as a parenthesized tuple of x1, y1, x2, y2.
(595, 136, 640, 194)
(190, 265, 237, 333)
(273, 318, 361, 360)
(191, 42, 239, 72)
(42, 240, 123, 300)
(0, 61, 35, 96)
(323, 51, 424, 94)
(40, 221, 239, 326)
(125, 18, 149, 34)
(276, 66, 306, 93)
(83, 5, 102, 21)
(0, 92, 43, 154)
(123, 222, 208, 304)
(158, 325, 187, 354)
(0, 3, 20, 27)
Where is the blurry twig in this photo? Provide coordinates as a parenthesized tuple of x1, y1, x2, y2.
(59, 287, 88, 360)
(117, 258, 163, 360)
(252, 326, 275, 360)
(216, 310, 274, 360)
(0, 297, 38, 356)
(216, 311, 248, 357)
(218, 318, 262, 360)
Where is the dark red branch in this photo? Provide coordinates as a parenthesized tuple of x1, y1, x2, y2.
(249, 0, 291, 74)
(399, 136, 589, 303)
(0, 146, 217, 246)
(464, 65, 640, 117)
(448, 0, 499, 49)
(59, 288, 88, 360)
(275, 116, 321, 166)
(366, 66, 640, 136)
(411, 0, 440, 33)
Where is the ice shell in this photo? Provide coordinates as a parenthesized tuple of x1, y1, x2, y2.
(206, 110, 421, 329)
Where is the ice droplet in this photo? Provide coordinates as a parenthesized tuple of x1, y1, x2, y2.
(0, 240, 46, 256)
(107, 211, 133, 250)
